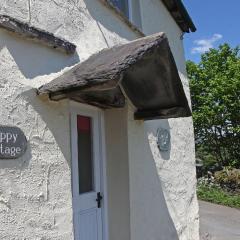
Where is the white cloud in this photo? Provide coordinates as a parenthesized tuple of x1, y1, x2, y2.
(191, 34, 223, 54)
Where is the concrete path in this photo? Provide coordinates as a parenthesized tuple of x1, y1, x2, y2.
(199, 200, 240, 240)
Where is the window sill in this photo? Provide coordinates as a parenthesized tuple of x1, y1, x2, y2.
(99, 0, 145, 37)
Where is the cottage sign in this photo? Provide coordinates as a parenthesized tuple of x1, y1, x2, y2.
(0, 126, 27, 159)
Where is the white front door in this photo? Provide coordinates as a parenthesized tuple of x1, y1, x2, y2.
(71, 104, 104, 240)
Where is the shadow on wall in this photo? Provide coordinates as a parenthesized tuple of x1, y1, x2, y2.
(84, 0, 138, 44)
(149, 168, 179, 240)
(130, 118, 179, 240)
(0, 89, 71, 169)
(146, 121, 179, 240)
(21, 88, 71, 167)
(146, 120, 179, 240)
(0, 29, 80, 79)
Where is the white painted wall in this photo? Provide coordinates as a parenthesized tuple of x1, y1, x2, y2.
(139, 0, 186, 73)
(0, 0, 198, 239)
(127, 104, 199, 240)
(129, 0, 142, 29)
(0, 44, 73, 239)
(127, 1, 199, 240)
(0, 0, 139, 239)
(104, 107, 131, 240)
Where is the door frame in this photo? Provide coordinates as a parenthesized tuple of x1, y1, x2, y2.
(70, 101, 109, 240)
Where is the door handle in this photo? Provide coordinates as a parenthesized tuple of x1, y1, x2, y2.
(96, 192, 103, 208)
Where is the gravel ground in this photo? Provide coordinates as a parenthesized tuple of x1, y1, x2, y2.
(199, 200, 240, 240)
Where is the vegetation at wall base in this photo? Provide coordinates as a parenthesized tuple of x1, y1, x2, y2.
(197, 168, 240, 208)
(214, 167, 240, 192)
(197, 184, 240, 209)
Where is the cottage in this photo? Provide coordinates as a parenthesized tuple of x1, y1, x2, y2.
(0, 1, 199, 240)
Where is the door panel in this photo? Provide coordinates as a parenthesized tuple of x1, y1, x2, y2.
(77, 209, 98, 240)
(71, 106, 103, 240)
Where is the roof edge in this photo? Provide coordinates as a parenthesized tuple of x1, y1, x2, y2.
(161, 0, 196, 33)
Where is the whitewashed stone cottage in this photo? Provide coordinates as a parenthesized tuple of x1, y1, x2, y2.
(0, 0, 199, 240)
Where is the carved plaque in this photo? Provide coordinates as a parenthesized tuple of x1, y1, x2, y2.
(0, 126, 27, 159)
(157, 128, 171, 151)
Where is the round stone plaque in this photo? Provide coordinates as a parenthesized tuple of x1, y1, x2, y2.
(157, 128, 170, 151)
(0, 126, 27, 159)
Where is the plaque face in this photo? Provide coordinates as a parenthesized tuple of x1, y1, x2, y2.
(157, 128, 170, 151)
(0, 126, 27, 159)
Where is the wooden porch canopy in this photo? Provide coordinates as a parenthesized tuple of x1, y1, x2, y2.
(37, 33, 191, 120)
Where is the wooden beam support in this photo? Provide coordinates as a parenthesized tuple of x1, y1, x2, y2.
(48, 86, 126, 109)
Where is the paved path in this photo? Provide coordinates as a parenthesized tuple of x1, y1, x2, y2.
(199, 200, 240, 240)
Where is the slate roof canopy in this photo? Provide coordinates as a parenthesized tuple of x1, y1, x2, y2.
(38, 33, 191, 120)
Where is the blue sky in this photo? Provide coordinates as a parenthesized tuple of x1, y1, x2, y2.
(182, 0, 240, 62)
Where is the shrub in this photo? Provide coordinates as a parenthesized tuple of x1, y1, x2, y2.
(214, 167, 240, 191)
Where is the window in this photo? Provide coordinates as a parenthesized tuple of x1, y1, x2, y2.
(110, 0, 142, 29)
(110, 0, 129, 18)
(77, 115, 94, 194)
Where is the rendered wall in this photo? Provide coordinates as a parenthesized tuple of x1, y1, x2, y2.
(0, 0, 198, 239)
(127, 104, 199, 240)
(139, 0, 186, 73)
(128, 1, 199, 240)
(0, 0, 139, 239)
(0, 41, 73, 239)
(104, 107, 130, 240)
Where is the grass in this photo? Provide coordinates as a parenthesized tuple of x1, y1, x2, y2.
(197, 184, 240, 209)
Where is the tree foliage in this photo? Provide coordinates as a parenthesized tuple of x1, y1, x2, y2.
(187, 44, 240, 168)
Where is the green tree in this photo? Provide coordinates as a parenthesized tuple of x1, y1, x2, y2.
(187, 44, 240, 169)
